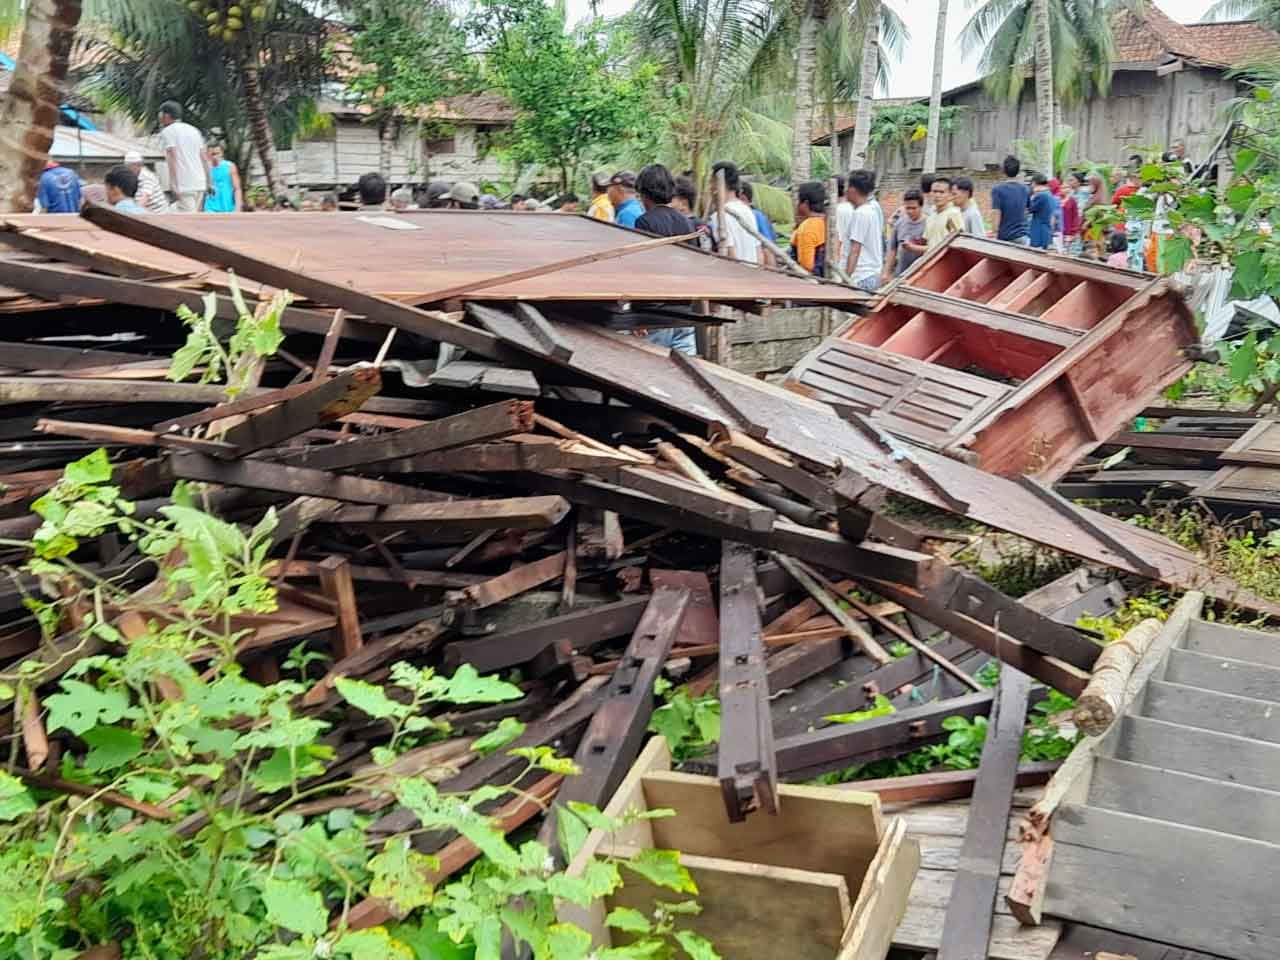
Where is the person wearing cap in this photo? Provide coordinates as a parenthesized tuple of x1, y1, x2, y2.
(389, 187, 415, 211)
(588, 171, 613, 222)
(424, 180, 451, 209)
(446, 182, 480, 209)
(204, 143, 241, 213)
(608, 171, 643, 228)
(126, 151, 168, 214)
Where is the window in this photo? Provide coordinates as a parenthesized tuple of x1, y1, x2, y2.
(974, 110, 997, 150)
(425, 135, 456, 154)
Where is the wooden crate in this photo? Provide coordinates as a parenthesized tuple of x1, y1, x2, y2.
(786, 236, 1198, 480)
(561, 738, 919, 960)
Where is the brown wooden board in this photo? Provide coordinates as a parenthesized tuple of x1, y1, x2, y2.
(327, 497, 571, 535)
(1217, 419, 1280, 466)
(214, 369, 382, 453)
(168, 452, 451, 505)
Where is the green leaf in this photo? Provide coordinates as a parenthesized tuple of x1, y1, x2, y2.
(622, 849, 697, 894)
(369, 838, 439, 914)
(1235, 147, 1260, 174)
(1231, 332, 1260, 385)
(605, 908, 652, 935)
(1139, 163, 1163, 182)
(389, 916, 475, 960)
(1227, 183, 1258, 213)
(1157, 235, 1193, 274)
(63, 448, 113, 487)
(544, 924, 593, 960)
(260, 877, 328, 938)
(1231, 251, 1265, 299)
(675, 929, 721, 960)
(824, 694, 895, 725)
(510, 746, 579, 776)
(470, 717, 525, 755)
(0, 771, 35, 821)
(335, 677, 408, 720)
(81, 725, 143, 772)
(1120, 193, 1154, 217)
(336, 927, 415, 960)
(1256, 86, 1272, 101)
(557, 804, 590, 864)
(45, 680, 134, 736)
(445, 664, 523, 704)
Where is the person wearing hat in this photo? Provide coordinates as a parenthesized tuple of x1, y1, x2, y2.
(446, 182, 480, 210)
(588, 171, 613, 222)
(424, 180, 452, 208)
(126, 151, 168, 214)
(204, 143, 242, 213)
(608, 171, 643, 228)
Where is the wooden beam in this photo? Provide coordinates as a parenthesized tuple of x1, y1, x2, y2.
(214, 368, 381, 453)
(445, 550, 569, 613)
(718, 542, 778, 821)
(842, 760, 1059, 803)
(169, 451, 451, 505)
(936, 665, 1031, 960)
(541, 585, 690, 861)
(328, 497, 572, 536)
(316, 556, 363, 660)
(81, 203, 511, 359)
(34, 419, 239, 456)
(278, 400, 534, 470)
(773, 554, 891, 666)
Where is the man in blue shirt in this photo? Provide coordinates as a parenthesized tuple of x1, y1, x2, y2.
(608, 170, 644, 228)
(989, 154, 1030, 244)
(36, 162, 82, 213)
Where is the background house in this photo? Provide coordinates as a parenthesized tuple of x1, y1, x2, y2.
(815, 5, 1280, 179)
(261, 92, 517, 191)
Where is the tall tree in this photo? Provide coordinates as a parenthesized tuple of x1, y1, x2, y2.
(847, 0, 880, 168)
(0, 0, 84, 213)
(1203, 0, 1280, 30)
(791, 0, 822, 181)
(1032, 0, 1053, 176)
(923, 0, 948, 173)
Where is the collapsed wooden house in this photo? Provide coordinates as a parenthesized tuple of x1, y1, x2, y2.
(0, 206, 1272, 960)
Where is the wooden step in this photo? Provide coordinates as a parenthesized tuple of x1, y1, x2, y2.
(1183, 618, 1280, 668)
(1088, 755, 1280, 843)
(1115, 714, 1280, 792)
(1141, 679, 1280, 745)
(1164, 647, 1280, 703)
(1047, 802, 1280, 960)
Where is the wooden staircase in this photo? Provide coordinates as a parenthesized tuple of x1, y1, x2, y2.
(1042, 595, 1280, 959)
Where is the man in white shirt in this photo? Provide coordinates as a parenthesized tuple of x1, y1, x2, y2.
(842, 168, 883, 292)
(710, 161, 763, 265)
(158, 101, 210, 212)
(834, 174, 854, 269)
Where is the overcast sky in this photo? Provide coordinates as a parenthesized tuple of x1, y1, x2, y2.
(567, 0, 1223, 97)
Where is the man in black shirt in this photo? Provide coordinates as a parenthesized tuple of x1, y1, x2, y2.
(633, 164, 697, 354)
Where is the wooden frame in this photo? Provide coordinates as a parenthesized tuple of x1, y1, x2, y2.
(787, 235, 1198, 480)
(562, 738, 919, 959)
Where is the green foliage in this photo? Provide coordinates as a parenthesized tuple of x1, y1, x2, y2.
(824, 694, 894, 725)
(171, 275, 287, 398)
(1076, 592, 1172, 643)
(648, 678, 720, 763)
(474, 0, 661, 189)
(868, 104, 966, 168)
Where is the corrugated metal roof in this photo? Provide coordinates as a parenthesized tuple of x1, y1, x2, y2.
(50, 126, 163, 163)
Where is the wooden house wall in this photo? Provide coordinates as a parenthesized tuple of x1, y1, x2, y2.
(837, 66, 1239, 176)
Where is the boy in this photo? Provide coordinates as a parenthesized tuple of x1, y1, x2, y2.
(842, 169, 883, 291)
(104, 165, 145, 213)
(884, 188, 927, 280)
(952, 176, 985, 236)
(790, 181, 826, 275)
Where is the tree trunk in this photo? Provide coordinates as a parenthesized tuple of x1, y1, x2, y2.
(826, 97, 841, 177)
(378, 118, 394, 182)
(923, 0, 948, 174)
(0, 0, 83, 213)
(1032, 0, 1054, 179)
(239, 54, 285, 199)
(790, 0, 821, 185)
(1073, 618, 1162, 735)
(848, 1, 880, 169)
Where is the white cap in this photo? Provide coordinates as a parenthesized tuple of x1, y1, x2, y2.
(124, 151, 143, 164)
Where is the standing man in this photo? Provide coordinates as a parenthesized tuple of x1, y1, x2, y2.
(204, 144, 242, 213)
(739, 181, 775, 267)
(924, 176, 964, 250)
(789, 181, 826, 275)
(842, 169, 883, 292)
(882, 188, 927, 282)
(834, 175, 854, 270)
(710, 161, 763, 265)
(125, 152, 168, 213)
(989, 155, 1029, 244)
(634, 164, 697, 354)
(35, 162, 81, 213)
(952, 177, 985, 236)
(158, 101, 211, 212)
(588, 171, 614, 222)
(608, 171, 644, 228)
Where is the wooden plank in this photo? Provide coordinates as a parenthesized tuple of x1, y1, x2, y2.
(80, 203, 511, 360)
(1088, 755, 1280, 844)
(316, 556, 362, 660)
(302, 617, 445, 706)
(937, 665, 1031, 960)
(1046, 803, 1280, 960)
(718, 542, 779, 821)
(1164, 647, 1280, 703)
(445, 550, 569, 612)
(1183, 618, 1280, 668)
(541, 586, 690, 861)
(278, 399, 534, 470)
(844, 762, 1060, 804)
(1141, 679, 1280, 745)
(650, 570, 718, 648)
(774, 554, 890, 666)
(169, 452, 449, 505)
(1217, 418, 1280, 466)
(215, 368, 381, 453)
(0, 341, 154, 371)
(1115, 714, 1280, 793)
(0, 221, 184, 279)
(842, 816, 920, 960)
(441, 596, 651, 673)
(326, 497, 571, 535)
(889, 287, 1082, 348)
(34, 419, 238, 456)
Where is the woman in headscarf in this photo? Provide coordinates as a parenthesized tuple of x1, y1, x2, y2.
(1082, 172, 1106, 257)
(1061, 172, 1086, 256)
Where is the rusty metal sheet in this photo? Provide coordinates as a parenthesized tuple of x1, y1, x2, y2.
(1, 211, 872, 307)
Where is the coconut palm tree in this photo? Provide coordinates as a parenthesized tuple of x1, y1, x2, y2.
(1202, 0, 1280, 30)
(960, 0, 1117, 177)
(0, 0, 84, 213)
(924, 0, 948, 173)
